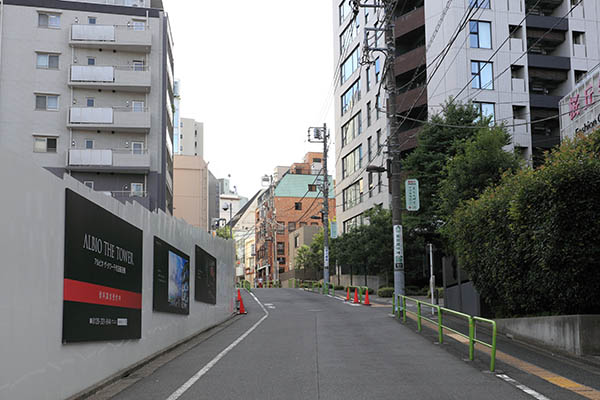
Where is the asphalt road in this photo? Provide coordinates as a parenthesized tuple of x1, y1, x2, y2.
(105, 288, 543, 400)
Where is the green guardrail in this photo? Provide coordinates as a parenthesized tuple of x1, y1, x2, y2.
(397, 295, 497, 372)
(322, 282, 335, 296)
(346, 286, 370, 302)
(263, 280, 280, 288)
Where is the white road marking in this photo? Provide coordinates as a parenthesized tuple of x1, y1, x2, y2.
(165, 291, 268, 400)
(496, 374, 552, 400)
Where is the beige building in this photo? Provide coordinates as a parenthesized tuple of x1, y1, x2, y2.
(173, 155, 209, 230)
(244, 236, 256, 286)
(0, 0, 175, 213)
(179, 117, 204, 157)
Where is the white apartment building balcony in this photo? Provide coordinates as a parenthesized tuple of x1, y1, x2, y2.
(70, 24, 152, 52)
(69, 65, 151, 92)
(68, 148, 151, 173)
(68, 107, 151, 132)
(511, 119, 530, 148)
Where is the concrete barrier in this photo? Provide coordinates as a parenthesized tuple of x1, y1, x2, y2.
(496, 315, 600, 356)
(0, 149, 235, 400)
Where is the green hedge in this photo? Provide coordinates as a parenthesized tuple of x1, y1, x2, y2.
(334, 285, 345, 290)
(377, 287, 394, 297)
(448, 132, 600, 317)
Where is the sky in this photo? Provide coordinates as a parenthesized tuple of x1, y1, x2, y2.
(166, 1, 336, 198)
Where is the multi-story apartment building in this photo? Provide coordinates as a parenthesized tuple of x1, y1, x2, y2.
(0, 0, 175, 213)
(333, 0, 600, 229)
(179, 117, 203, 157)
(333, 0, 391, 234)
(255, 152, 336, 284)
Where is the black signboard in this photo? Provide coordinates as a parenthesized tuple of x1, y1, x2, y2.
(195, 246, 217, 305)
(63, 189, 143, 343)
(153, 237, 190, 315)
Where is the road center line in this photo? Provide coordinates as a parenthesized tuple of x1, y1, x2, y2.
(165, 291, 268, 400)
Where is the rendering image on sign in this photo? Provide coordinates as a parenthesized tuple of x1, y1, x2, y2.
(195, 246, 217, 305)
(153, 237, 190, 315)
(63, 189, 143, 343)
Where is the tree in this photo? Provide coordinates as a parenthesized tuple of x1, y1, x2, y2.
(438, 125, 521, 238)
(216, 226, 231, 240)
(401, 101, 484, 244)
(447, 131, 600, 317)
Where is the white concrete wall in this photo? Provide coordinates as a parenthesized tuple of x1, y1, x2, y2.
(0, 148, 235, 400)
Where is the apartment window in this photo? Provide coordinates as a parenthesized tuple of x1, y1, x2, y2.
(368, 172, 374, 198)
(341, 111, 362, 147)
(38, 13, 60, 28)
(133, 60, 145, 71)
(367, 102, 372, 126)
(469, 21, 492, 49)
(132, 20, 146, 31)
(378, 172, 382, 193)
(341, 79, 360, 116)
(367, 136, 373, 161)
(132, 101, 144, 112)
(86, 98, 95, 107)
(33, 137, 57, 153)
(295, 202, 302, 210)
(339, 0, 351, 25)
(277, 242, 285, 256)
(88, 17, 97, 24)
(35, 94, 58, 111)
(376, 129, 382, 152)
(132, 141, 144, 154)
(469, 0, 490, 8)
(131, 183, 144, 196)
(87, 57, 96, 66)
(474, 102, 495, 123)
(343, 214, 363, 233)
(308, 184, 317, 192)
(375, 58, 381, 83)
(342, 179, 364, 211)
(288, 222, 296, 233)
(341, 46, 360, 85)
(342, 145, 363, 179)
(340, 17, 359, 55)
(277, 222, 285, 234)
(376, 94, 382, 119)
(366, 66, 371, 92)
(85, 140, 94, 149)
(84, 181, 94, 189)
(36, 53, 59, 69)
(471, 61, 493, 90)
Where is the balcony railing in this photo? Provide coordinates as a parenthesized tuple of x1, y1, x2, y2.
(68, 107, 151, 131)
(70, 24, 152, 51)
(69, 148, 151, 171)
(69, 65, 151, 91)
(107, 190, 148, 198)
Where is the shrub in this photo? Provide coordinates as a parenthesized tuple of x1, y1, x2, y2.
(377, 287, 394, 297)
(334, 285, 345, 290)
(448, 132, 600, 317)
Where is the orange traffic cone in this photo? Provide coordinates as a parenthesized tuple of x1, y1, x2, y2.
(363, 288, 371, 306)
(237, 289, 242, 301)
(238, 293, 247, 315)
(353, 288, 359, 304)
(345, 287, 350, 301)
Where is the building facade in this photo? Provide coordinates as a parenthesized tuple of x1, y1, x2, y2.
(332, 0, 600, 229)
(179, 117, 203, 157)
(332, 0, 391, 234)
(0, 0, 175, 213)
(173, 155, 209, 230)
(255, 152, 336, 283)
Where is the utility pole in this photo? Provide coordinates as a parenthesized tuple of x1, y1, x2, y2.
(308, 124, 329, 286)
(384, 0, 405, 311)
(357, 0, 404, 309)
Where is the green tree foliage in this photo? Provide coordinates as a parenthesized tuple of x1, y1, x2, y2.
(295, 230, 324, 272)
(447, 132, 600, 316)
(216, 226, 232, 240)
(401, 101, 483, 242)
(331, 206, 396, 284)
(438, 125, 521, 233)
